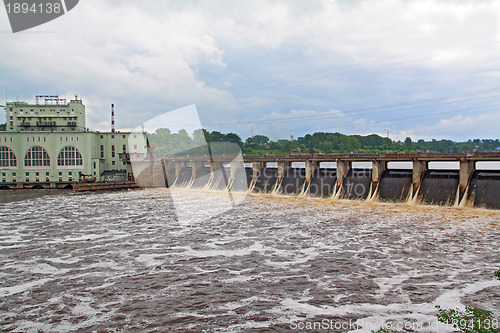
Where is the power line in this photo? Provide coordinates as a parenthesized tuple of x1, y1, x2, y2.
(203, 86, 500, 127)
(300, 102, 500, 135)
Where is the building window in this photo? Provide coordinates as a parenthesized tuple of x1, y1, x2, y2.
(111, 135, 114, 139)
(100, 135, 103, 139)
(93, 162, 96, 168)
(111, 145, 115, 157)
(57, 146, 83, 166)
(0, 147, 17, 167)
(100, 145, 104, 158)
(24, 146, 50, 167)
(123, 144, 126, 152)
(122, 135, 126, 139)
(112, 161, 115, 165)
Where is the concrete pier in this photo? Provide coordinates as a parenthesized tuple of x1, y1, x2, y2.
(277, 161, 290, 179)
(252, 161, 263, 180)
(192, 161, 205, 179)
(459, 160, 475, 199)
(275, 161, 290, 192)
(305, 160, 318, 183)
(412, 160, 427, 195)
(336, 160, 351, 190)
(175, 162, 186, 180)
(371, 160, 387, 188)
(229, 160, 241, 181)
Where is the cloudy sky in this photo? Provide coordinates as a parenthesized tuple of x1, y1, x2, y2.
(1, 0, 500, 141)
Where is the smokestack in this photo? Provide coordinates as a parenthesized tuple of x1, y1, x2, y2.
(111, 103, 115, 133)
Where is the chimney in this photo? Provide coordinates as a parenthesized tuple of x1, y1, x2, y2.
(111, 103, 115, 133)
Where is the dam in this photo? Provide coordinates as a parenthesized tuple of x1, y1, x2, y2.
(134, 151, 500, 210)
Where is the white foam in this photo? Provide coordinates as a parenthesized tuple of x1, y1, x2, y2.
(0, 278, 51, 297)
(434, 279, 500, 310)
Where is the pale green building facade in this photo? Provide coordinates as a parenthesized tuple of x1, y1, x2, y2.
(0, 95, 141, 186)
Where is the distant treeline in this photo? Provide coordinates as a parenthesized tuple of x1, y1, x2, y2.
(146, 128, 500, 156)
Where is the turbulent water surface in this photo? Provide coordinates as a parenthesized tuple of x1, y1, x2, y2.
(0, 189, 499, 332)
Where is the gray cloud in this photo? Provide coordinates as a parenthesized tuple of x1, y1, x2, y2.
(1, 0, 499, 140)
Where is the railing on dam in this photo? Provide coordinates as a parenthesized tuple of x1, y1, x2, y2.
(132, 152, 500, 209)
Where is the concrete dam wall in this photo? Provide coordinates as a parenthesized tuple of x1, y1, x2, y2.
(133, 152, 500, 209)
(308, 168, 337, 197)
(377, 169, 413, 202)
(467, 170, 500, 209)
(417, 170, 459, 206)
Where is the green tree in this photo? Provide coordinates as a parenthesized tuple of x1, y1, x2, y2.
(252, 135, 270, 145)
(404, 137, 413, 150)
(223, 132, 243, 147)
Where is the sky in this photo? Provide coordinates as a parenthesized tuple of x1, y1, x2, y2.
(1, 0, 500, 142)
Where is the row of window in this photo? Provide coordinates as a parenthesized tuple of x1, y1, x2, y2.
(17, 116, 77, 121)
(0, 146, 83, 167)
(2, 171, 73, 176)
(17, 108, 75, 113)
(99, 134, 127, 139)
(12, 136, 82, 142)
(60, 137, 79, 142)
(1, 171, 77, 182)
(20, 128, 78, 132)
(27, 137, 46, 142)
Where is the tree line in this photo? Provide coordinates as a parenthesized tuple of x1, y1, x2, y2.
(146, 128, 500, 156)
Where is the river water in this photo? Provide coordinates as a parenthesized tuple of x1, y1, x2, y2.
(0, 189, 499, 332)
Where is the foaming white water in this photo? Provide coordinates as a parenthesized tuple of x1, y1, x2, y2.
(0, 189, 498, 332)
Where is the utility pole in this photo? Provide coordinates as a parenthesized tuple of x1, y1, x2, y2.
(384, 129, 389, 153)
(290, 135, 294, 153)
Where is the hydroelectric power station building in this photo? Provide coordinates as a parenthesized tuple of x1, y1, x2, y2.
(0, 95, 140, 188)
